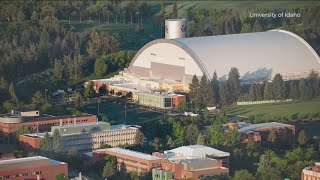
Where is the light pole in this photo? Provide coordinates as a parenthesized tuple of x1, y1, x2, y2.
(98, 98, 101, 115)
(45, 89, 48, 103)
(124, 103, 127, 124)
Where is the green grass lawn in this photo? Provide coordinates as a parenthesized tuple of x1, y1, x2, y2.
(223, 97, 320, 119)
(82, 100, 163, 124)
(159, 1, 320, 17)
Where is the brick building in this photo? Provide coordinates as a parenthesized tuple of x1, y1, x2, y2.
(154, 158, 229, 180)
(20, 122, 139, 152)
(0, 110, 96, 144)
(0, 156, 68, 180)
(84, 148, 167, 175)
(221, 122, 295, 146)
(302, 162, 320, 180)
(163, 145, 230, 168)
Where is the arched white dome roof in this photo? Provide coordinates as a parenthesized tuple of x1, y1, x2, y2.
(128, 30, 320, 82)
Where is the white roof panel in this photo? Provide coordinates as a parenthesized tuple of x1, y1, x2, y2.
(164, 145, 230, 158)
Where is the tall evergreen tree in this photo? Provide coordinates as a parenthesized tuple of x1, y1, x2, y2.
(200, 75, 208, 108)
(94, 56, 108, 78)
(272, 74, 286, 100)
(255, 84, 262, 100)
(211, 71, 220, 106)
(207, 123, 224, 146)
(227, 67, 241, 103)
(219, 83, 229, 105)
(248, 84, 256, 101)
(200, 75, 215, 108)
(263, 81, 273, 100)
(308, 71, 318, 98)
(205, 81, 215, 107)
(299, 79, 311, 100)
(189, 75, 201, 110)
(185, 124, 199, 145)
(288, 81, 299, 99)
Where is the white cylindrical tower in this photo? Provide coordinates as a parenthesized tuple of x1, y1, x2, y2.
(165, 19, 186, 39)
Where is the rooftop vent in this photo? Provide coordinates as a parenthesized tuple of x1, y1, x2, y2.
(165, 19, 186, 39)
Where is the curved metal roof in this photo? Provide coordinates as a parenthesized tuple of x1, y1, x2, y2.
(174, 29, 320, 79)
(129, 30, 320, 80)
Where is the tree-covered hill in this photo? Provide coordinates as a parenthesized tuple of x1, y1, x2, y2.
(0, 0, 319, 106)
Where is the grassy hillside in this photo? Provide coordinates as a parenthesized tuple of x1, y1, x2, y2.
(161, 1, 320, 17)
(223, 97, 320, 120)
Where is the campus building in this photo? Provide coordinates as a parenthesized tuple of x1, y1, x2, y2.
(138, 92, 186, 109)
(0, 110, 96, 144)
(91, 19, 320, 94)
(85, 148, 167, 175)
(20, 122, 140, 152)
(163, 145, 230, 168)
(0, 156, 68, 180)
(83, 145, 229, 179)
(87, 77, 186, 109)
(154, 158, 229, 180)
(302, 162, 320, 180)
(222, 122, 295, 146)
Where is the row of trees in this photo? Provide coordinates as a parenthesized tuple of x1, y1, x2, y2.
(0, 1, 151, 25)
(189, 69, 320, 110)
(247, 72, 320, 101)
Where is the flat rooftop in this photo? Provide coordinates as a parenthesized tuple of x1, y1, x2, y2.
(0, 113, 95, 124)
(22, 124, 139, 137)
(51, 121, 105, 129)
(96, 148, 164, 161)
(110, 83, 150, 93)
(235, 122, 294, 134)
(179, 158, 216, 164)
(165, 145, 230, 158)
(0, 156, 66, 171)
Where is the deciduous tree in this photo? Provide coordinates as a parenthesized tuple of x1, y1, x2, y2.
(298, 129, 307, 145)
(134, 130, 146, 146)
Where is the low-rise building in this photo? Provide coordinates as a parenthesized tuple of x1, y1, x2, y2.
(138, 92, 186, 109)
(222, 122, 295, 146)
(163, 145, 230, 168)
(88, 148, 167, 175)
(87, 76, 186, 109)
(0, 110, 96, 144)
(156, 158, 229, 180)
(20, 122, 140, 152)
(302, 162, 320, 180)
(0, 156, 68, 180)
